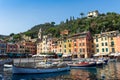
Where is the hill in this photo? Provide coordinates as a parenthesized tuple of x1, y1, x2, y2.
(13, 12, 120, 40)
(0, 34, 8, 40)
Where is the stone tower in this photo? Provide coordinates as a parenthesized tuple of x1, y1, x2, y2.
(38, 28, 42, 40)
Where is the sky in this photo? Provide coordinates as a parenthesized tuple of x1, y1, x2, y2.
(0, 0, 120, 35)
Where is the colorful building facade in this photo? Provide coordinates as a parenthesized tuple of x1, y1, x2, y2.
(71, 31, 93, 58)
(21, 40, 36, 55)
(0, 40, 7, 55)
(115, 34, 120, 52)
(94, 31, 119, 55)
(6, 43, 18, 54)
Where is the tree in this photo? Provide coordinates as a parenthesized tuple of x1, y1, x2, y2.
(80, 12, 84, 18)
(51, 22, 55, 26)
(9, 33, 14, 37)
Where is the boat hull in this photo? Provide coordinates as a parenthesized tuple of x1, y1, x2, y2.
(69, 63, 96, 68)
(12, 66, 70, 74)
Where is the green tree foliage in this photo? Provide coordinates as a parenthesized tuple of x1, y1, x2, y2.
(12, 12, 120, 40)
(9, 33, 15, 37)
(13, 34, 22, 41)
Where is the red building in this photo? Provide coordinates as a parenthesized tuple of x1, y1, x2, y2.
(6, 43, 18, 54)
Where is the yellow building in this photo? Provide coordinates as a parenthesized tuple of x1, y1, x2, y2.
(94, 31, 119, 56)
(56, 39, 62, 54)
(60, 37, 73, 57)
(65, 38, 73, 54)
(37, 41, 42, 54)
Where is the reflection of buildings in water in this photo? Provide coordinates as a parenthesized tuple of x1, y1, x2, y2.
(97, 62, 119, 79)
(116, 62, 120, 79)
(0, 65, 4, 80)
(70, 69, 96, 80)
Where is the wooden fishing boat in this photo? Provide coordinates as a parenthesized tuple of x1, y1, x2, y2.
(12, 62, 70, 74)
(69, 61, 96, 68)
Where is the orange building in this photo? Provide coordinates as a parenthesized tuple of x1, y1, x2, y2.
(21, 40, 36, 55)
(116, 34, 120, 52)
(60, 29, 69, 36)
(71, 31, 93, 58)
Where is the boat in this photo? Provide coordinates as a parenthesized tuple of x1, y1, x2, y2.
(97, 58, 109, 65)
(68, 61, 96, 68)
(12, 62, 70, 74)
(4, 64, 13, 68)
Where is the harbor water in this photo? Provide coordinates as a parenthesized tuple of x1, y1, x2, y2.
(0, 62, 120, 80)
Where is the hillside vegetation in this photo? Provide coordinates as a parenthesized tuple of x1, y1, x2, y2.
(13, 12, 120, 40)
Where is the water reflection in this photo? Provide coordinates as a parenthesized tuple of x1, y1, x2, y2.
(70, 68, 97, 80)
(0, 65, 4, 80)
(96, 62, 120, 80)
(1, 62, 120, 80)
(12, 71, 70, 80)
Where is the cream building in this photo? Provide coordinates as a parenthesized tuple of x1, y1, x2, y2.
(37, 28, 53, 54)
(94, 31, 119, 56)
(87, 10, 99, 18)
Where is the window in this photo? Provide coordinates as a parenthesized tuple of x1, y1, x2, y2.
(105, 42, 107, 46)
(68, 40, 69, 42)
(96, 44, 99, 47)
(105, 37, 107, 40)
(69, 49, 71, 52)
(111, 41, 114, 46)
(92, 45, 94, 48)
(106, 48, 108, 52)
(87, 48, 89, 52)
(83, 49, 85, 52)
(96, 38, 98, 42)
(79, 49, 82, 52)
(83, 43, 85, 46)
(101, 38, 103, 41)
(79, 43, 81, 46)
(112, 48, 115, 52)
(96, 49, 99, 52)
(74, 43, 76, 46)
(102, 43, 104, 46)
(64, 40, 66, 42)
(60, 45, 61, 47)
(102, 48, 104, 52)
(74, 40, 76, 42)
(64, 45, 66, 48)
(69, 44, 71, 47)
(111, 37, 113, 40)
(64, 49, 66, 53)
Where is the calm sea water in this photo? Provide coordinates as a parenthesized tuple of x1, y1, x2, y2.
(0, 62, 120, 80)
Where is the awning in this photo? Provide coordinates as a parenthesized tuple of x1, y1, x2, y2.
(114, 53, 120, 56)
(56, 53, 63, 57)
(93, 53, 100, 56)
(94, 53, 109, 56)
(62, 54, 72, 57)
(100, 53, 109, 56)
(32, 54, 54, 57)
(109, 53, 115, 56)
